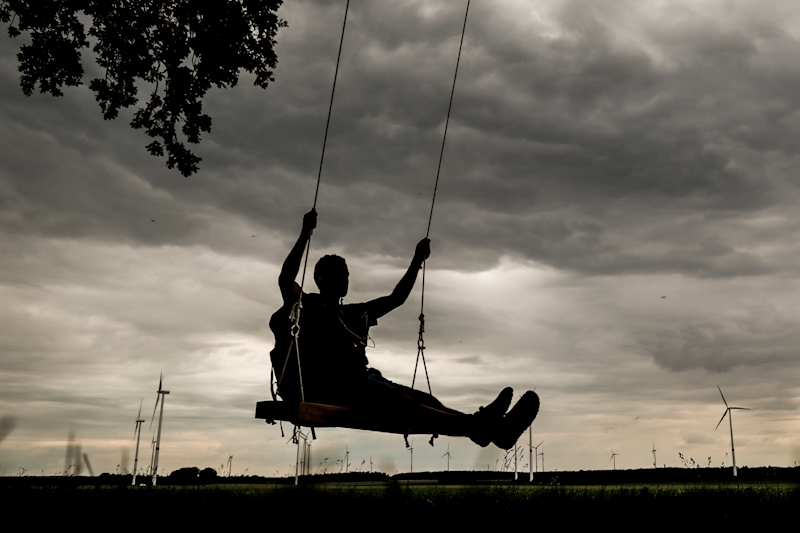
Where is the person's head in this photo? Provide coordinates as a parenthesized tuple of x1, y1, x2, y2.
(314, 255, 349, 299)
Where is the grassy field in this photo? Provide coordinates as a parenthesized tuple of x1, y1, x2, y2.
(3, 480, 797, 527)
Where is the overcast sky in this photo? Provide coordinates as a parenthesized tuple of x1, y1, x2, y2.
(2, 0, 800, 477)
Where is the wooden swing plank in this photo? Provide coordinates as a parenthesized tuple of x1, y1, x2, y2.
(255, 400, 468, 437)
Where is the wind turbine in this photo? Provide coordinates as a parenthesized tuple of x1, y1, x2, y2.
(531, 440, 543, 481)
(226, 454, 234, 477)
(652, 442, 657, 469)
(715, 385, 750, 477)
(149, 373, 169, 486)
(344, 444, 350, 473)
(539, 446, 545, 473)
(132, 398, 145, 485)
(408, 439, 414, 473)
(609, 448, 619, 470)
(443, 443, 452, 472)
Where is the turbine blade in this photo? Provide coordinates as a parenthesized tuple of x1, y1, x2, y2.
(730, 407, 750, 410)
(715, 409, 729, 430)
(158, 372, 163, 393)
(137, 398, 143, 420)
(717, 385, 729, 407)
(83, 453, 95, 477)
(149, 394, 160, 429)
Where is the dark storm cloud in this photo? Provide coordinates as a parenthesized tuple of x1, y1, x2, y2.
(642, 305, 800, 372)
(4, 0, 800, 280)
(201, 0, 800, 278)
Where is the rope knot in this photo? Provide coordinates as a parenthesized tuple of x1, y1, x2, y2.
(290, 301, 302, 337)
(289, 301, 302, 321)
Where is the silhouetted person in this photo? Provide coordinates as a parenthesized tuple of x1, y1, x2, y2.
(270, 209, 538, 449)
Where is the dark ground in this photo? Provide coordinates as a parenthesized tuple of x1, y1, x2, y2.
(2, 467, 797, 527)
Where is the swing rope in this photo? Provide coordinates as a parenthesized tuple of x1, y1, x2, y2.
(273, 0, 351, 405)
(271, 0, 470, 408)
(412, 0, 471, 394)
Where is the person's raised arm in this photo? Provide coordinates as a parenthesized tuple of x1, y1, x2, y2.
(367, 238, 431, 319)
(279, 209, 317, 304)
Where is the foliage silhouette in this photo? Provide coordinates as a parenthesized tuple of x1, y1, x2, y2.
(198, 467, 218, 483)
(168, 466, 200, 484)
(1, 0, 285, 176)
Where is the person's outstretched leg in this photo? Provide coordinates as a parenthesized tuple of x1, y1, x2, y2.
(360, 369, 516, 441)
(406, 387, 514, 441)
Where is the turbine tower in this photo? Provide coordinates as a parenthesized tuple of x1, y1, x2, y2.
(528, 426, 532, 481)
(609, 448, 619, 470)
(292, 426, 311, 485)
(132, 398, 144, 485)
(408, 439, 414, 474)
(148, 434, 156, 476)
(443, 443, 452, 472)
(149, 373, 170, 486)
(526, 391, 537, 481)
(226, 454, 234, 477)
(303, 438, 312, 476)
(652, 442, 657, 469)
(715, 385, 750, 477)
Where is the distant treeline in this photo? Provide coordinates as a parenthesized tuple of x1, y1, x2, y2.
(1, 465, 798, 487)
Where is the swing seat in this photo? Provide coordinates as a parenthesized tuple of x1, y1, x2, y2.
(255, 400, 469, 437)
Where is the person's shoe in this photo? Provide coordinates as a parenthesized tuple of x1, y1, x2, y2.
(492, 390, 540, 450)
(469, 387, 513, 447)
